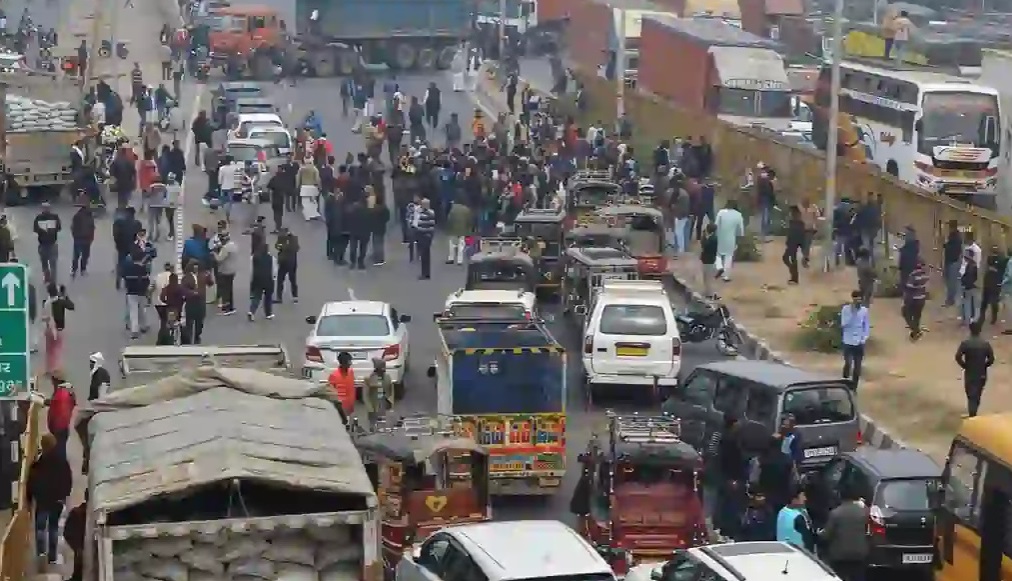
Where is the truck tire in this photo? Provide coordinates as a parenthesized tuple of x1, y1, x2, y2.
(436, 46, 457, 70)
(393, 43, 416, 70)
(252, 53, 274, 80)
(416, 47, 436, 70)
(312, 52, 336, 77)
(338, 50, 357, 76)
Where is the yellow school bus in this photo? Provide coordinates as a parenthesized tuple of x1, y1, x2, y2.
(936, 413, 1012, 581)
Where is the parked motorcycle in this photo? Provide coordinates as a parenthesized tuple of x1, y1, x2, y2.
(675, 302, 741, 357)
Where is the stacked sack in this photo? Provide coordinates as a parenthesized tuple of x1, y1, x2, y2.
(5, 95, 79, 132)
(112, 525, 362, 581)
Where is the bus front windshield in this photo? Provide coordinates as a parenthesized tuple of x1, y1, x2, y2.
(919, 92, 1000, 155)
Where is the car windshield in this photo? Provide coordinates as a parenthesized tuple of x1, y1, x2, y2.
(227, 145, 260, 162)
(782, 384, 855, 424)
(249, 130, 290, 148)
(876, 478, 939, 512)
(448, 303, 527, 319)
(238, 104, 275, 114)
(600, 304, 667, 335)
(316, 314, 390, 337)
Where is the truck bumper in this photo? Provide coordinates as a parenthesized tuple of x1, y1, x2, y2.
(490, 474, 564, 496)
(586, 373, 679, 387)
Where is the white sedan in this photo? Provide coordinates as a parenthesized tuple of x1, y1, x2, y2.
(303, 300, 411, 399)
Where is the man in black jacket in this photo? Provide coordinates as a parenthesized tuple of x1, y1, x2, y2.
(112, 207, 141, 290)
(347, 201, 370, 270)
(956, 322, 995, 417)
(33, 202, 61, 285)
(70, 205, 95, 277)
(122, 251, 150, 338)
(275, 228, 299, 303)
(979, 249, 1006, 326)
(109, 145, 137, 208)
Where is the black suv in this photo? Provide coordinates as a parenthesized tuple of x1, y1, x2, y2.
(806, 446, 942, 572)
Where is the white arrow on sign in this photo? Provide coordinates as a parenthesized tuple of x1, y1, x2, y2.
(1, 272, 21, 306)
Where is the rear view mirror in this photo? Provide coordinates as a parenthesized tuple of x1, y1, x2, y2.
(305, 315, 317, 324)
(426, 365, 436, 378)
(400, 314, 412, 323)
(574, 305, 588, 316)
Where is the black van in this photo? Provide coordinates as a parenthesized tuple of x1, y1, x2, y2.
(662, 360, 860, 470)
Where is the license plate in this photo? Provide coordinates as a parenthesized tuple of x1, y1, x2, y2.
(803, 446, 837, 458)
(538, 477, 560, 487)
(616, 346, 648, 357)
(902, 554, 932, 564)
(350, 352, 369, 360)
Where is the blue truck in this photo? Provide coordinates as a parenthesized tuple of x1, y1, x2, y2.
(427, 318, 568, 496)
(294, 0, 470, 74)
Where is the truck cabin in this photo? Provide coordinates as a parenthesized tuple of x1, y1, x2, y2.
(208, 6, 281, 38)
(118, 344, 291, 390)
(569, 179, 621, 222)
(513, 208, 566, 260)
(465, 252, 537, 293)
(565, 223, 627, 249)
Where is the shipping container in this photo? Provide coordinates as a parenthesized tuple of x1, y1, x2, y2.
(638, 14, 784, 113)
(739, 0, 802, 39)
(566, 0, 676, 79)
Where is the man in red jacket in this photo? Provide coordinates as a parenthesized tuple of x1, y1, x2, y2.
(47, 379, 76, 457)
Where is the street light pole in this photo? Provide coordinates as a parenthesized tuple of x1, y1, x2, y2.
(615, 8, 626, 121)
(822, 0, 844, 271)
(498, 0, 506, 60)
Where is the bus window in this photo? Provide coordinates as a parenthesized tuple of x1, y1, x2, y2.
(249, 15, 267, 30)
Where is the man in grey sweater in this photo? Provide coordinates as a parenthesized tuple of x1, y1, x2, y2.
(821, 486, 870, 581)
(213, 231, 239, 314)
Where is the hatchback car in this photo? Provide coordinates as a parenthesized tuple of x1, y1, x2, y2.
(303, 300, 411, 399)
(806, 446, 941, 571)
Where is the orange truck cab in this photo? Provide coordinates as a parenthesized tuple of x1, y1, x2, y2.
(208, 5, 283, 77)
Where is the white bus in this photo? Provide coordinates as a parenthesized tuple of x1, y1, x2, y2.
(811, 59, 1001, 206)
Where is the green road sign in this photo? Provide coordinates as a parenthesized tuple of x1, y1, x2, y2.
(0, 263, 29, 398)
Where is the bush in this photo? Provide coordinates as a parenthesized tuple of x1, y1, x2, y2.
(874, 265, 904, 298)
(734, 233, 763, 263)
(794, 304, 846, 353)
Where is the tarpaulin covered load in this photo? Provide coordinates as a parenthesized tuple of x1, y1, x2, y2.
(78, 365, 373, 514)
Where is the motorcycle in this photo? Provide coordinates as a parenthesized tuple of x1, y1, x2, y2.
(675, 302, 742, 357)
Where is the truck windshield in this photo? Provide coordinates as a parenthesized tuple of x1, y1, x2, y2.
(918, 91, 1000, 155)
(717, 89, 792, 118)
(209, 15, 244, 31)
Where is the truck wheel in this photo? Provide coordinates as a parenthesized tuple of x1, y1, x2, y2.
(436, 46, 457, 70)
(393, 43, 416, 70)
(338, 51, 357, 76)
(416, 47, 436, 70)
(312, 53, 336, 77)
(252, 53, 274, 80)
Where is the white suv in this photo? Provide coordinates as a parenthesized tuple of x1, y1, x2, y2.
(626, 541, 841, 581)
(583, 279, 680, 400)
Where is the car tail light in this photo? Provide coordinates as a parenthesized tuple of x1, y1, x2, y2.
(583, 337, 593, 354)
(305, 346, 323, 363)
(524, 311, 532, 320)
(382, 344, 400, 360)
(672, 338, 682, 357)
(856, 429, 863, 445)
(868, 505, 887, 537)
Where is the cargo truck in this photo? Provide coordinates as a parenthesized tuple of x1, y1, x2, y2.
(78, 367, 382, 581)
(295, 0, 470, 75)
(426, 318, 567, 496)
(118, 344, 292, 389)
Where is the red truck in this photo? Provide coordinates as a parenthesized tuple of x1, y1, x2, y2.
(638, 14, 788, 114)
(564, 0, 681, 79)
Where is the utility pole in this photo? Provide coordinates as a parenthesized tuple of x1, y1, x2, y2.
(822, 0, 844, 271)
(498, 0, 506, 60)
(615, 8, 626, 121)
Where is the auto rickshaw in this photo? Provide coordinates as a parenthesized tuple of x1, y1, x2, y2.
(466, 241, 539, 294)
(513, 207, 567, 296)
(595, 204, 667, 277)
(565, 223, 628, 250)
(566, 170, 620, 227)
(570, 413, 707, 577)
(355, 415, 491, 577)
(562, 247, 639, 322)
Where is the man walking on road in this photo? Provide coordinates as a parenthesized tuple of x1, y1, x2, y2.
(412, 197, 436, 279)
(839, 291, 870, 390)
(33, 202, 61, 285)
(956, 322, 994, 417)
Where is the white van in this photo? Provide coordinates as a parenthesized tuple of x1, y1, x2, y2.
(247, 125, 293, 156)
(583, 279, 680, 399)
